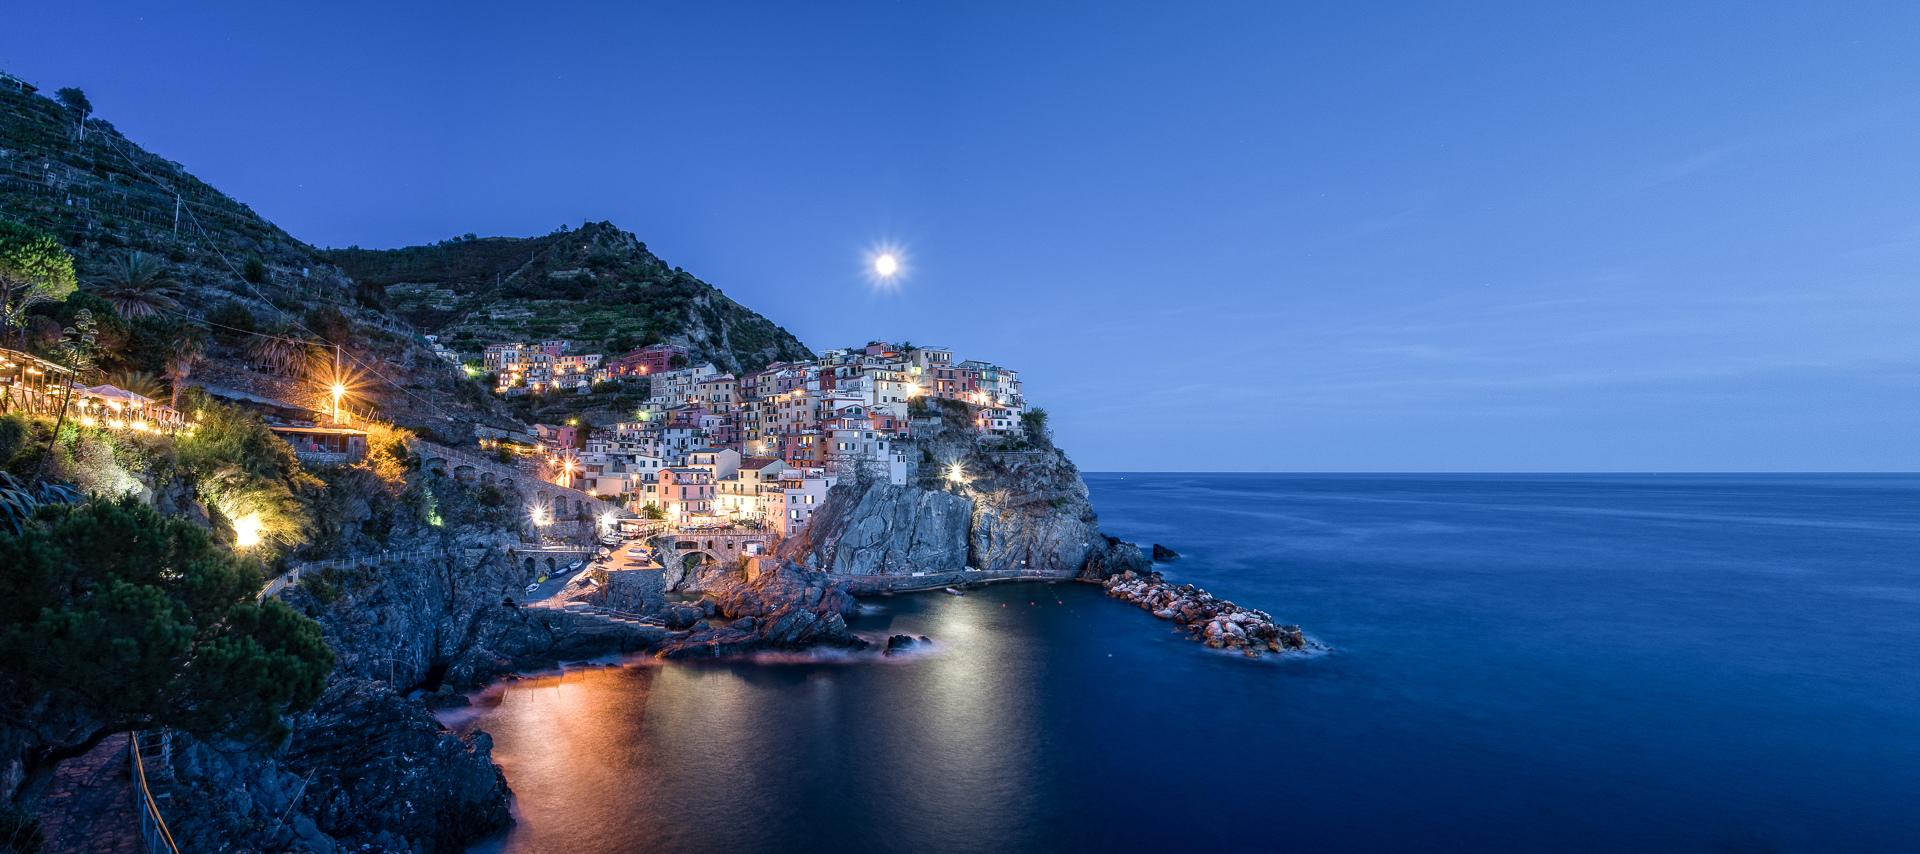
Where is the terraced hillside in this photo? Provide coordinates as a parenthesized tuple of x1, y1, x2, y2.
(0, 73, 528, 440)
(324, 221, 814, 375)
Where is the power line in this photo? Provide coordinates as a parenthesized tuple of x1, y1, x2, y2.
(84, 132, 495, 430)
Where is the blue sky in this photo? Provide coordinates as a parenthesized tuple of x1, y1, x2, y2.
(7, 1, 1918, 470)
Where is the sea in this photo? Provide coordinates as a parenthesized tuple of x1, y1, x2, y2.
(457, 473, 1920, 854)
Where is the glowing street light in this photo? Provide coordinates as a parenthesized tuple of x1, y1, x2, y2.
(330, 383, 347, 423)
(234, 514, 263, 548)
(874, 254, 899, 278)
(946, 462, 967, 483)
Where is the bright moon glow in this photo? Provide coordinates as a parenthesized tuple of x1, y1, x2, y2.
(234, 514, 262, 548)
(865, 243, 909, 289)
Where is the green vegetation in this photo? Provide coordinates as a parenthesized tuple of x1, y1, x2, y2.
(207, 298, 258, 338)
(53, 87, 90, 116)
(175, 387, 320, 553)
(0, 801, 42, 854)
(88, 250, 182, 319)
(320, 221, 812, 375)
(0, 497, 334, 778)
(0, 220, 77, 347)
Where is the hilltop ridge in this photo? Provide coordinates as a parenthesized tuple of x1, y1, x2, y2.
(323, 222, 814, 375)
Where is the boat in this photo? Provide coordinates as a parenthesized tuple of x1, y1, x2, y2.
(945, 587, 965, 596)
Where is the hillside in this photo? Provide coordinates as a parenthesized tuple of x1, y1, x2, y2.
(322, 222, 814, 375)
(0, 71, 808, 440)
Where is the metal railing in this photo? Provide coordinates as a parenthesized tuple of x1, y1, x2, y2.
(128, 731, 180, 854)
(259, 545, 468, 600)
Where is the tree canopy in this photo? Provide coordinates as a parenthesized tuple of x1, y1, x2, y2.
(0, 221, 77, 347)
(0, 497, 334, 767)
(52, 88, 90, 119)
(0, 221, 76, 294)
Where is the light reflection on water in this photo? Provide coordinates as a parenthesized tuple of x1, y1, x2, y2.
(461, 474, 1920, 854)
(460, 590, 1064, 854)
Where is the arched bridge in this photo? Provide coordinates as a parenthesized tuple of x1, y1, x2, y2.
(654, 525, 783, 568)
(410, 439, 633, 522)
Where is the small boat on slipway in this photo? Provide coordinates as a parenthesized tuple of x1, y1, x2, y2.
(945, 587, 965, 596)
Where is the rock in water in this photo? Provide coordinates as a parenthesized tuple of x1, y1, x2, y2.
(884, 634, 923, 655)
(1101, 569, 1321, 658)
(1152, 543, 1180, 561)
(654, 558, 870, 659)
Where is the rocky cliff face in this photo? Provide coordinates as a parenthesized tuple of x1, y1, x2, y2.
(779, 414, 1149, 580)
(151, 521, 658, 853)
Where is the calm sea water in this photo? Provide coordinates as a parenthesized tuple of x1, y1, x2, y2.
(459, 474, 1920, 854)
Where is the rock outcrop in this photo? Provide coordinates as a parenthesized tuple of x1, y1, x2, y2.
(1103, 570, 1316, 658)
(279, 679, 513, 851)
(1152, 544, 1180, 561)
(653, 558, 869, 659)
(778, 411, 1148, 581)
(884, 634, 930, 656)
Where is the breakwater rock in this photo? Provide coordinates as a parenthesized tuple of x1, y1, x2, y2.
(1103, 570, 1316, 658)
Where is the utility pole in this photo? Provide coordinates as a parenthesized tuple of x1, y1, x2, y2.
(172, 195, 180, 238)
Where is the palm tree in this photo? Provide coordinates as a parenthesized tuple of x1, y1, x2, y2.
(246, 320, 314, 377)
(89, 251, 183, 319)
(165, 325, 209, 411)
(104, 370, 166, 400)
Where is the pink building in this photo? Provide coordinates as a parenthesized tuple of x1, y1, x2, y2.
(658, 467, 716, 518)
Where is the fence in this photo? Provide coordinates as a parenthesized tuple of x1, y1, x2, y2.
(259, 545, 468, 601)
(128, 731, 179, 854)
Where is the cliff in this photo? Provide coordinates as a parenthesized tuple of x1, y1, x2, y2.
(779, 406, 1150, 582)
(152, 522, 664, 853)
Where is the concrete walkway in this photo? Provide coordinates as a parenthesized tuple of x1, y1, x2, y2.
(37, 733, 145, 854)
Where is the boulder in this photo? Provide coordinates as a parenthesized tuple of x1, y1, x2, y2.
(1151, 544, 1180, 561)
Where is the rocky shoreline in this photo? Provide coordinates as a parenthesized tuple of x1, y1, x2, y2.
(1103, 569, 1319, 658)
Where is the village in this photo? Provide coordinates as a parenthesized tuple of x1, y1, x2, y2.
(476, 340, 1032, 540)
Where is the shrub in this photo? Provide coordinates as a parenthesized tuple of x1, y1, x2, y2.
(208, 299, 259, 339)
(243, 257, 268, 284)
(0, 498, 335, 765)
